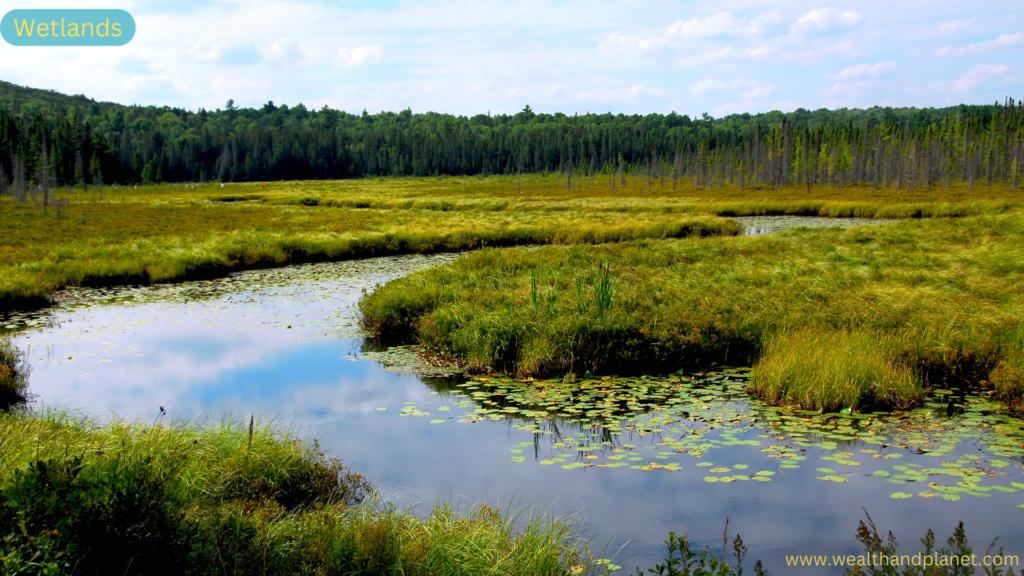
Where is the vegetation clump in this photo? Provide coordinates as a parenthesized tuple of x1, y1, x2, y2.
(0, 411, 588, 576)
(0, 337, 29, 410)
(751, 330, 921, 412)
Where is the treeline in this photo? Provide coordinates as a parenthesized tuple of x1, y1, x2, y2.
(0, 79, 1022, 194)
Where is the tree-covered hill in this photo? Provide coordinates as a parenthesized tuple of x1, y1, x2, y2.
(0, 79, 1021, 192)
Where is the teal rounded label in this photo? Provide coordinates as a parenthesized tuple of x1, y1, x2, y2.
(2, 9, 135, 46)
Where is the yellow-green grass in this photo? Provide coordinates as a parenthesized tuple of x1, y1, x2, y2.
(0, 409, 590, 576)
(2, 175, 1021, 307)
(360, 214, 1024, 411)
(751, 330, 921, 411)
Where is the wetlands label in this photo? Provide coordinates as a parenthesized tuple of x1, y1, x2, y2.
(1, 9, 135, 46)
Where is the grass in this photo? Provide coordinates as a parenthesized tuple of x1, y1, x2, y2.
(360, 213, 1024, 411)
(751, 330, 921, 411)
(0, 338, 29, 409)
(0, 409, 593, 576)
(3, 175, 1022, 309)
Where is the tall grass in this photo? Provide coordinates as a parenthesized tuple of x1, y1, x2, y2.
(3, 175, 1022, 307)
(750, 330, 921, 412)
(0, 410, 591, 575)
(361, 214, 1024, 409)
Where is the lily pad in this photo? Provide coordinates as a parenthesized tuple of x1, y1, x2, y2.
(890, 492, 913, 499)
(704, 476, 719, 483)
(511, 456, 526, 463)
(817, 475, 849, 483)
(941, 494, 962, 502)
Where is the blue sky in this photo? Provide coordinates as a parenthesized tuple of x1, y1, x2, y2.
(1, 0, 1021, 116)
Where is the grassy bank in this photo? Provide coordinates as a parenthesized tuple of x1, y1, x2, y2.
(0, 410, 591, 576)
(3, 175, 1021, 308)
(360, 214, 1024, 411)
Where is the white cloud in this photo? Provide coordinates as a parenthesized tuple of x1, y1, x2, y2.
(0, 0, 1021, 116)
(952, 63, 1010, 91)
(690, 78, 774, 99)
(574, 84, 663, 104)
(187, 39, 262, 66)
(265, 39, 305, 66)
(836, 61, 897, 79)
(939, 19, 977, 34)
(936, 33, 1024, 56)
(335, 45, 382, 67)
(667, 13, 743, 38)
(791, 8, 863, 34)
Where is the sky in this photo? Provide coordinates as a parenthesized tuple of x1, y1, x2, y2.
(0, 0, 1021, 117)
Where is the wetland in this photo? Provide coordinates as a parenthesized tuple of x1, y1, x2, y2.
(4, 234, 1023, 574)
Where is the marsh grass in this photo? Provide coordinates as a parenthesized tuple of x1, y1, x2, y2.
(2, 175, 1021, 308)
(361, 214, 1024, 409)
(750, 330, 920, 412)
(0, 410, 590, 575)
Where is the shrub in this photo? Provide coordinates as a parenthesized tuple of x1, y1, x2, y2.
(0, 339, 29, 410)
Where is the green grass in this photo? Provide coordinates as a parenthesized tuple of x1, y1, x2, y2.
(361, 214, 1024, 410)
(3, 175, 1022, 308)
(0, 410, 592, 576)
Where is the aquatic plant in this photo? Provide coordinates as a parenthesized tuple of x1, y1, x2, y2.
(637, 529, 766, 576)
(842, 513, 1018, 576)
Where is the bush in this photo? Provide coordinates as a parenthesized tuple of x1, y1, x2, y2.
(0, 339, 29, 410)
(0, 456, 196, 576)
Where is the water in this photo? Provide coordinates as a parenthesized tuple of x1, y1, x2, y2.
(734, 216, 893, 236)
(5, 253, 1024, 575)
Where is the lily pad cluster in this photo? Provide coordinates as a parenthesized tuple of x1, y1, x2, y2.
(388, 369, 1024, 506)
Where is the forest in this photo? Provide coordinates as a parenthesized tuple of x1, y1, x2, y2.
(0, 79, 1022, 194)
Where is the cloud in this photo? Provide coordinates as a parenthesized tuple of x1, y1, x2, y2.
(265, 39, 305, 66)
(836, 61, 897, 79)
(791, 8, 863, 35)
(335, 45, 382, 67)
(690, 78, 774, 99)
(936, 33, 1024, 56)
(952, 63, 1010, 91)
(939, 19, 977, 34)
(667, 13, 743, 38)
(573, 84, 663, 104)
(188, 40, 263, 66)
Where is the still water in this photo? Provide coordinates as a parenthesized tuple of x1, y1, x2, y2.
(4, 250, 1023, 575)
